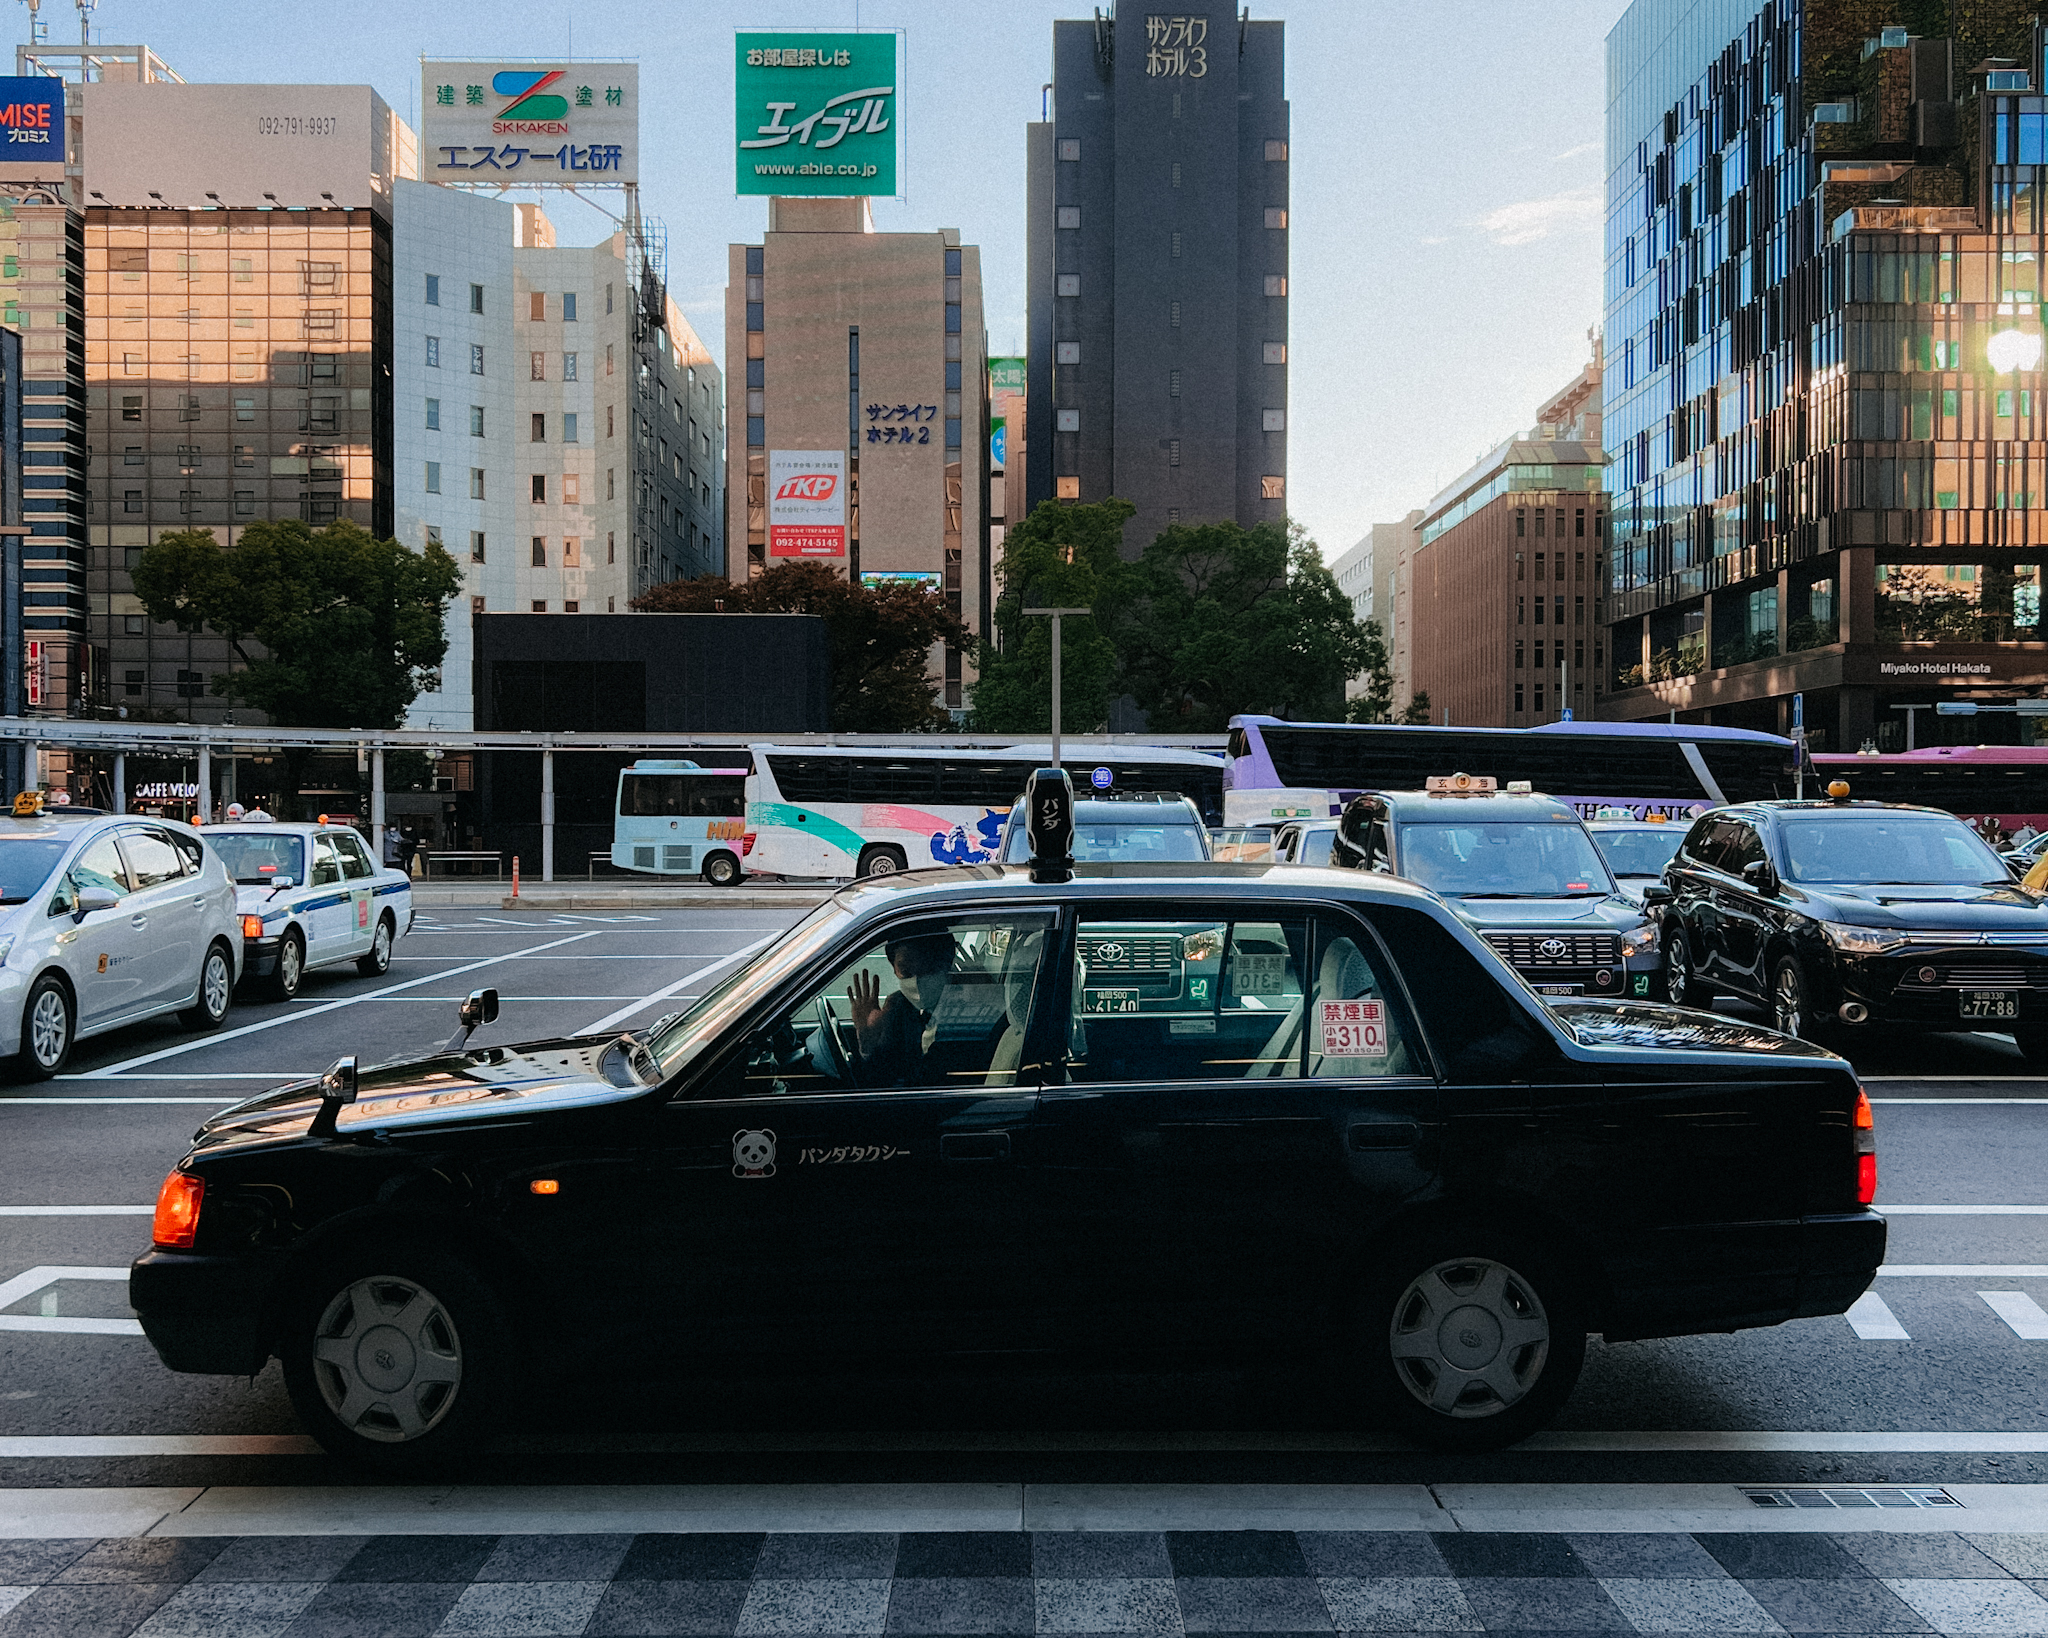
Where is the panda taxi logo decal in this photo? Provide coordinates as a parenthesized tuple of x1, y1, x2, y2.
(732, 1129, 776, 1179)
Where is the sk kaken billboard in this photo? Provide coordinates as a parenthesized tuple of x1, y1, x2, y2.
(735, 32, 897, 197)
(423, 62, 637, 186)
(768, 450, 847, 557)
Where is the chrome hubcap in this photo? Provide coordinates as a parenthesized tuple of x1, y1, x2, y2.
(1775, 969, 1802, 1034)
(280, 939, 302, 990)
(1665, 942, 1688, 1002)
(868, 855, 896, 876)
(29, 990, 66, 1066)
(1389, 1258, 1550, 1419)
(203, 952, 230, 1019)
(310, 1275, 462, 1443)
(372, 924, 391, 968)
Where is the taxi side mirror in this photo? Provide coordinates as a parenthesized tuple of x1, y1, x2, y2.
(307, 1054, 357, 1139)
(446, 987, 499, 1053)
(1741, 859, 1780, 896)
(74, 886, 119, 920)
(1640, 884, 1675, 909)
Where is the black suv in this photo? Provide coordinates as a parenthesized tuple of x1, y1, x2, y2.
(1660, 792, 2048, 1058)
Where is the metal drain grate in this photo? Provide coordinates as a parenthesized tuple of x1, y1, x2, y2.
(1743, 1485, 1961, 1510)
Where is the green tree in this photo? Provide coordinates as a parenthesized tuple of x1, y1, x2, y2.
(1344, 621, 1432, 724)
(632, 560, 967, 732)
(968, 498, 1132, 732)
(1108, 518, 1377, 730)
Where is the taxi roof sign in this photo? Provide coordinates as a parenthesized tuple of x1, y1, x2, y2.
(1425, 773, 1494, 796)
(10, 791, 40, 818)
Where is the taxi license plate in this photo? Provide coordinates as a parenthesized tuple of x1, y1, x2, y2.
(1083, 988, 1140, 1015)
(1960, 990, 2018, 1020)
(1536, 983, 1582, 997)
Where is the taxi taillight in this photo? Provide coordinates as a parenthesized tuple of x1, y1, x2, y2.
(241, 915, 264, 940)
(152, 1170, 204, 1249)
(1853, 1085, 1877, 1205)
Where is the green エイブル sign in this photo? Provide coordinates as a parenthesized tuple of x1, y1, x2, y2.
(736, 32, 897, 197)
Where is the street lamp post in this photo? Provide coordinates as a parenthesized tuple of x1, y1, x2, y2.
(1022, 605, 1091, 770)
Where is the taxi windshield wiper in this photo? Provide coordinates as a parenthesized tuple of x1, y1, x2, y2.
(1456, 891, 1552, 899)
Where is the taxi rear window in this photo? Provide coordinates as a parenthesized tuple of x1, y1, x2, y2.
(210, 833, 307, 884)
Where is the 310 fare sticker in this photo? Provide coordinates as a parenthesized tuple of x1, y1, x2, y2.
(1318, 998, 1388, 1057)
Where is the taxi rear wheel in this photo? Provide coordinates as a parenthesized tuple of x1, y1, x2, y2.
(178, 942, 234, 1032)
(1367, 1245, 1585, 1452)
(269, 930, 305, 1001)
(357, 915, 394, 978)
(13, 975, 72, 1081)
(1770, 955, 1832, 1044)
(283, 1250, 507, 1469)
(1663, 928, 1712, 1008)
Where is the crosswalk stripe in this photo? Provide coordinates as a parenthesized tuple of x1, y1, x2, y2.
(1981, 1291, 2048, 1339)
(1845, 1292, 1910, 1339)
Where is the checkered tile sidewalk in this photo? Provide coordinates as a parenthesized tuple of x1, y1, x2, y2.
(1, 1529, 2047, 1637)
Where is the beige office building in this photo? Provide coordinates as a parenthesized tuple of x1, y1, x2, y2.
(726, 197, 985, 711)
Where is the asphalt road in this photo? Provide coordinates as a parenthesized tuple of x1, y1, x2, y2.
(1, 906, 2044, 1497)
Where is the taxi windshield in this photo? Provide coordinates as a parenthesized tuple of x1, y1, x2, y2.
(1780, 814, 2011, 886)
(647, 903, 854, 1077)
(1400, 819, 1613, 899)
(209, 833, 307, 885)
(1593, 827, 1684, 878)
(1001, 820, 1208, 863)
(0, 837, 70, 904)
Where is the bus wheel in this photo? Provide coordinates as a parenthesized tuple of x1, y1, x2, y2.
(702, 852, 742, 887)
(857, 845, 906, 878)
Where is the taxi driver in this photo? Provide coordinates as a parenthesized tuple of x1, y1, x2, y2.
(846, 931, 956, 1087)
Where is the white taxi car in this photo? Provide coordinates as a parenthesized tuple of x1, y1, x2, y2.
(0, 798, 241, 1079)
(205, 820, 414, 1000)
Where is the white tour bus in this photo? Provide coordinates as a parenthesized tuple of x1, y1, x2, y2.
(611, 759, 753, 885)
(744, 745, 1225, 879)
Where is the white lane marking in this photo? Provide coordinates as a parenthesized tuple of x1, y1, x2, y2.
(1981, 1291, 2048, 1339)
(1879, 1265, 2048, 1276)
(577, 934, 776, 1036)
(60, 930, 602, 1078)
(0, 1206, 151, 1216)
(1870, 1098, 2048, 1104)
(0, 1266, 141, 1334)
(0, 1435, 318, 1456)
(1845, 1292, 1911, 1339)
(1882, 1205, 2048, 1214)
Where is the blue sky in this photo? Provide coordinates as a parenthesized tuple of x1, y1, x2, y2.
(67, 0, 1626, 562)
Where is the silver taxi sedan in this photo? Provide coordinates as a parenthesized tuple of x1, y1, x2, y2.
(206, 821, 415, 1000)
(0, 801, 240, 1079)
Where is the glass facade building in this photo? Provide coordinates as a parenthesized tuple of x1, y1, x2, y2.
(1604, 0, 2048, 750)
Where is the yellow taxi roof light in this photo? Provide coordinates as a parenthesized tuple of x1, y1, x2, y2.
(1425, 773, 1496, 796)
(1827, 780, 1852, 803)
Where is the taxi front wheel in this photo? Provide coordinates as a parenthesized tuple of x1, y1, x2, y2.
(283, 1250, 507, 1469)
(13, 974, 72, 1080)
(1367, 1246, 1585, 1452)
(357, 915, 394, 978)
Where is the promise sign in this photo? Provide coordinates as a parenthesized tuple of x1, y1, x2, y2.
(768, 450, 847, 557)
(735, 32, 897, 197)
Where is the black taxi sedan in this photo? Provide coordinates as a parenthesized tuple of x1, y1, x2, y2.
(132, 831, 1883, 1466)
(1659, 787, 2048, 1060)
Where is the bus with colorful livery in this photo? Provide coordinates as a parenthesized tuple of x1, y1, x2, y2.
(612, 760, 752, 886)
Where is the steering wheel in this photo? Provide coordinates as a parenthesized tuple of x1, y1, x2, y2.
(805, 993, 855, 1086)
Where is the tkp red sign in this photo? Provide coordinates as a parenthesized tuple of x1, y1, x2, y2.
(774, 473, 838, 502)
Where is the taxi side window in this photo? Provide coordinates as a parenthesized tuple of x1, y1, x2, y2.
(1305, 918, 1422, 1078)
(311, 837, 343, 887)
(1680, 817, 1724, 870)
(703, 913, 1055, 1099)
(1718, 820, 1765, 876)
(335, 833, 375, 881)
(120, 828, 187, 891)
(1068, 913, 1310, 1083)
(68, 836, 130, 902)
(1359, 901, 1558, 1083)
(169, 832, 204, 876)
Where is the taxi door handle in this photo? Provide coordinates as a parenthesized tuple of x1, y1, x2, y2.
(129, 913, 147, 931)
(941, 1132, 1012, 1162)
(1348, 1121, 1418, 1151)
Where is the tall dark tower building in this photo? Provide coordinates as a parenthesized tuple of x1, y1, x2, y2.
(1026, 6, 1290, 553)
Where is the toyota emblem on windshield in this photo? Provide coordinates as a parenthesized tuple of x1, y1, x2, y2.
(1538, 938, 1567, 959)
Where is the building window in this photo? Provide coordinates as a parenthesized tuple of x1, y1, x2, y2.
(1055, 274, 1080, 298)
(1056, 476, 1080, 499)
(122, 352, 142, 375)
(1514, 683, 1524, 713)
(471, 531, 486, 562)
(470, 284, 484, 315)
(563, 292, 577, 322)
(1171, 161, 1182, 187)
(606, 405, 615, 438)
(531, 600, 547, 613)
(563, 600, 579, 614)
(1056, 409, 1080, 432)
(124, 615, 145, 636)
(1262, 409, 1286, 431)
(122, 395, 142, 422)
(1171, 231, 1182, 258)
(1265, 139, 1288, 161)
(529, 291, 546, 321)
(425, 397, 440, 430)
(563, 473, 581, 504)
(607, 530, 615, 563)
(470, 345, 485, 375)
(1057, 207, 1080, 230)
(471, 595, 485, 615)
(1516, 509, 1526, 537)
(1264, 275, 1287, 297)
(531, 474, 547, 503)
(606, 344, 615, 376)
(425, 274, 440, 306)
(425, 461, 442, 493)
(1515, 641, 1524, 669)
(1262, 342, 1287, 364)
(607, 468, 615, 500)
(531, 352, 546, 381)
(123, 446, 143, 465)
(564, 352, 577, 381)
(1169, 439, 1181, 467)
(1264, 208, 1288, 230)
(564, 537, 581, 567)
(124, 669, 144, 696)
(1056, 341, 1080, 365)
(462, 405, 480, 439)
(1260, 475, 1285, 499)
(563, 412, 579, 443)
(1058, 138, 1080, 161)
(1169, 369, 1180, 397)
(425, 336, 440, 368)
(531, 537, 547, 567)
(532, 413, 547, 443)
(178, 489, 199, 514)
(123, 490, 141, 513)
(470, 468, 485, 499)
(1517, 596, 1525, 625)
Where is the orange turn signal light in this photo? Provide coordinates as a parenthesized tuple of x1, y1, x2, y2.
(529, 1178, 560, 1196)
(152, 1170, 205, 1249)
(241, 915, 265, 940)
(1854, 1086, 1874, 1130)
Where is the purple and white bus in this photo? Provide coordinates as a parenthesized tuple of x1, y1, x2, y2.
(1223, 716, 1798, 826)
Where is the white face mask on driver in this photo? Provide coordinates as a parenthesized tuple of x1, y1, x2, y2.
(897, 968, 949, 1011)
